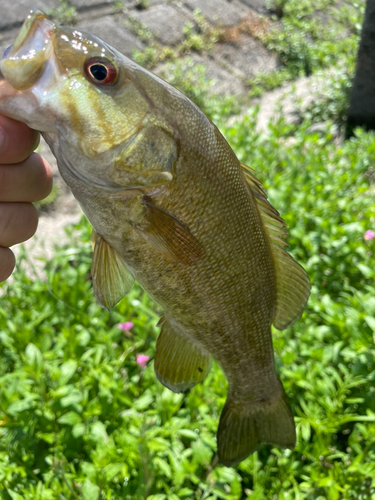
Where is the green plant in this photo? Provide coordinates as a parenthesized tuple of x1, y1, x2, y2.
(131, 10, 223, 69)
(250, 0, 364, 96)
(135, 0, 150, 10)
(113, 2, 125, 15)
(296, 65, 354, 126)
(248, 68, 296, 97)
(47, 0, 77, 26)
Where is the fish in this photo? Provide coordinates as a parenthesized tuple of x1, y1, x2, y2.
(0, 9, 310, 467)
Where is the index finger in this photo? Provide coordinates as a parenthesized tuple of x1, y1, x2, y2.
(0, 115, 39, 164)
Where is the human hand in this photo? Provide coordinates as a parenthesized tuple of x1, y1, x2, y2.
(0, 115, 53, 282)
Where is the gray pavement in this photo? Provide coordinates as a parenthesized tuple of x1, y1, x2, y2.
(0, 0, 274, 95)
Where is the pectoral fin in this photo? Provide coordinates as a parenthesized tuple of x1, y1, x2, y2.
(140, 197, 205, 266)
(91, 230, 135, 310)
(154, 316, 212, 393)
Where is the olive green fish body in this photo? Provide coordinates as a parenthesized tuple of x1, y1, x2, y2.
(0, 10, 310, 466)
(57, 105, 278, 381)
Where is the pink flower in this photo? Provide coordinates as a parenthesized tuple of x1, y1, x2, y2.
(136, 354, 150, 369)
(364, 230, 375, 241)
(118, 322, 134, 331)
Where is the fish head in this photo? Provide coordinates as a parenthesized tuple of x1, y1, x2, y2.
(0, 9, 154, 188)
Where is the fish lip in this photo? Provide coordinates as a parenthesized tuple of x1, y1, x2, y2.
(0, 9, 54, 91)
(11, 9, 52, 55)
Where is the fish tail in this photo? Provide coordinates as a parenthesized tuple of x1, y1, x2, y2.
(217, 383, 296, 467)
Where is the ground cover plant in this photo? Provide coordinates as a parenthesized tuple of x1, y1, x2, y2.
(249, 0, 365, 98)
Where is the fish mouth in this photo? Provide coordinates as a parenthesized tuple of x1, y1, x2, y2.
(0, 9, 54, 91)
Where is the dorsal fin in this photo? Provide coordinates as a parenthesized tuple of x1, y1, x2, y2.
(241, 163, 310, 330)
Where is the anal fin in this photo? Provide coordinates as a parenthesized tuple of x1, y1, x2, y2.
(154, 317, 212, 393)
(91, 230, 135, 310)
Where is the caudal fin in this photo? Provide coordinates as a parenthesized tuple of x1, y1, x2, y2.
(217, 385, 296, 467)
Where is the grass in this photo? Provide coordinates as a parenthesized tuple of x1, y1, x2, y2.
(47, 0, 77, 26)
(129, 10, 222, 69)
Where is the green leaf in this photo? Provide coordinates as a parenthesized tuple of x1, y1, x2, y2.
(7, 490, 24, 500)
(178, 429, 198, 440)
(282, 351, 296, 364)
(90, 421, 108, 441)
(191, 440, 213, 464)
(104, 462, 126, 481)
(59, 360, 78, 384)
(7, 396, 38, 415)
(82, 479, 100, 500)
(58, 411, 82, 426)
(364, 316, 375, 332)
(357, 263, 373, 278)
(154, 457, 172, 478)
(179, 489, 194, 498)
(60, 389, 83, 407)
(25, 343, 43, 371)
(72, 423, 86, 438)
(301, 422, 311, 441)
(36, 432, 56, 444)
(351, 415, 375, 422)
(133, 390, 154, 411)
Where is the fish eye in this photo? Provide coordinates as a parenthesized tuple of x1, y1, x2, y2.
(2, 45, 12, 59)
(85, 57, 117, 85)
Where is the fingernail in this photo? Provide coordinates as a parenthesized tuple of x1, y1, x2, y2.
(0, 127, 6, 151)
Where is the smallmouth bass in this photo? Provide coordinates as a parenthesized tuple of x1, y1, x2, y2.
(0, 10, 310, 466)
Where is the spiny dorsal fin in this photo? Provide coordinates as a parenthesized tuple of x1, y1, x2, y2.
(91, 230, 135, 310)
(241, 163, 310, 329)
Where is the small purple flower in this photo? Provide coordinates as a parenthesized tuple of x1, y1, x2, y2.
(136, 354, 150, 369)
(118, 322, 134, 331)
(364, 230, 375, 241)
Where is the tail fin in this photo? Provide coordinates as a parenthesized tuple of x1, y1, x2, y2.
(217, 385, 296, 467)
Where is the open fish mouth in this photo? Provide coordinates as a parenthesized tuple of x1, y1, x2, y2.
(0, 9, 54, 91)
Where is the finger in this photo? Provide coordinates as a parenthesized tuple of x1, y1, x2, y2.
(0, 115, 39, 164)
(0, 153, 53, 202)
(0, 247, 16, 282)
(0, 202, 38, 247)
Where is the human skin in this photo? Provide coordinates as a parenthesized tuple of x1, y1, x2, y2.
(0, 115, 53, 282)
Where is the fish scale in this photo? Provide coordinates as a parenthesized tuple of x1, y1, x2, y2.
(0, 8, 310, 467)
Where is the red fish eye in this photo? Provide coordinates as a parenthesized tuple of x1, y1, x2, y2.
(85, 58, 117, 85)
